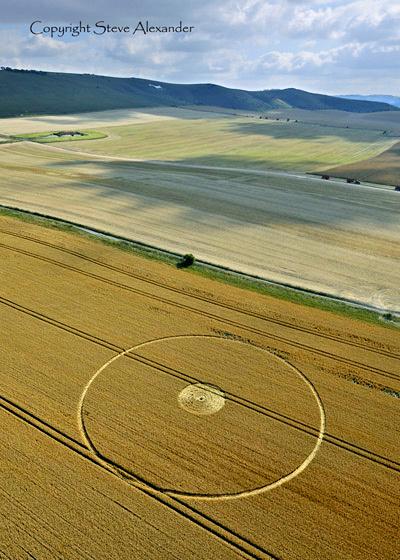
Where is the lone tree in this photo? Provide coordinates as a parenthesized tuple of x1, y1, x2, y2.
(177, 253, 195, 269)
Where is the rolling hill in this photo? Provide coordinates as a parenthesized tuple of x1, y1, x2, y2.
(0, 67, 398, 118)
(340, 94, 400, 109)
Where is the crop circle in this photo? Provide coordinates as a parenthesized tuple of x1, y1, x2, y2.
(178, 383, 225, 415)
(78, 335, 325, 501)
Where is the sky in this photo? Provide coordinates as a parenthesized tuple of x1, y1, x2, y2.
(1, 0, 399, 95)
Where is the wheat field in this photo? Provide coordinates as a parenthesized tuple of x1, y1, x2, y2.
(1, 215, 399, 559)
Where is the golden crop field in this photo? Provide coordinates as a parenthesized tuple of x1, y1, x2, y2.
(1, 214, 399, 559)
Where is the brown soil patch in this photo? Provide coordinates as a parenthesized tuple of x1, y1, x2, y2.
(326, 140, 400, 186)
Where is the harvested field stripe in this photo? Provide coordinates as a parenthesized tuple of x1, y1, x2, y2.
(0, 241, 398, 383)
(1, 227, 398, 360)
(0, 398, 274, 560)
(1, 299, 398, 472)
(19, 128, 397, 175)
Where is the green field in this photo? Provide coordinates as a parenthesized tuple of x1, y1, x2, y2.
(56, 116, 396, 171)
(15, 129, 107, 143)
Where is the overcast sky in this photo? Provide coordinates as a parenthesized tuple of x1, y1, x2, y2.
(1, 0, 399, 95)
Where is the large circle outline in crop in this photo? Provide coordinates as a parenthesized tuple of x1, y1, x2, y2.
(78, 335, 326, 502)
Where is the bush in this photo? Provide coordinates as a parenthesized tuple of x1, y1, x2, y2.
(177, 253, 195, 268)
(382, 313, 394, 321)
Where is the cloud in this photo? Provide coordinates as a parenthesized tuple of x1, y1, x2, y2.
(0, 0, 399, 94)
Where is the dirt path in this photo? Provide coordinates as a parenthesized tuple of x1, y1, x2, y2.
(28, 140, 395, 192)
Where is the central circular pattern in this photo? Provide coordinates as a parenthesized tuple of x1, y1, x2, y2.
(178, 383, 225, 415)
(80, 335, 325, 500)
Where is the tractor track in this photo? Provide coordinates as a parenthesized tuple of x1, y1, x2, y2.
(0, 241, 399, 384)
(0, 395, 275, 560)
(0, 227, 398, 360)
(1, 296, 399, 473)
(123, 351, 400, 472)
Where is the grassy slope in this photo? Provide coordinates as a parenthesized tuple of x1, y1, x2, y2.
(0, 69, 397, 118)
(0, 72, 164, 117)
(58, 117, 395, 171)
(255, 88, 398, 112)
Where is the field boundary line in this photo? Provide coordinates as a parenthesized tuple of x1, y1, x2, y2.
(125, 351, 400, 470)
(1, 226, 398, 360)
(18, 140, 400, 193)
(0, 240, 398, 383)
(1, 204, 399, 319)
(0, 396, 275, 560)
(1, 296, 399, 472)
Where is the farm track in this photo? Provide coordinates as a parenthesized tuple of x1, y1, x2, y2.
(0, 239, 399, 384)
(23, 139, 398, 193)
(1, 227, 398, 360)
(0, 395, 274, 560)
(124, 351, 400, 472)
(1, 295, 399, 473)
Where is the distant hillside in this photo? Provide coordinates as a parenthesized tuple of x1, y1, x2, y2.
(0, 68, 397, 118)
(340, 94, 400, 109)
